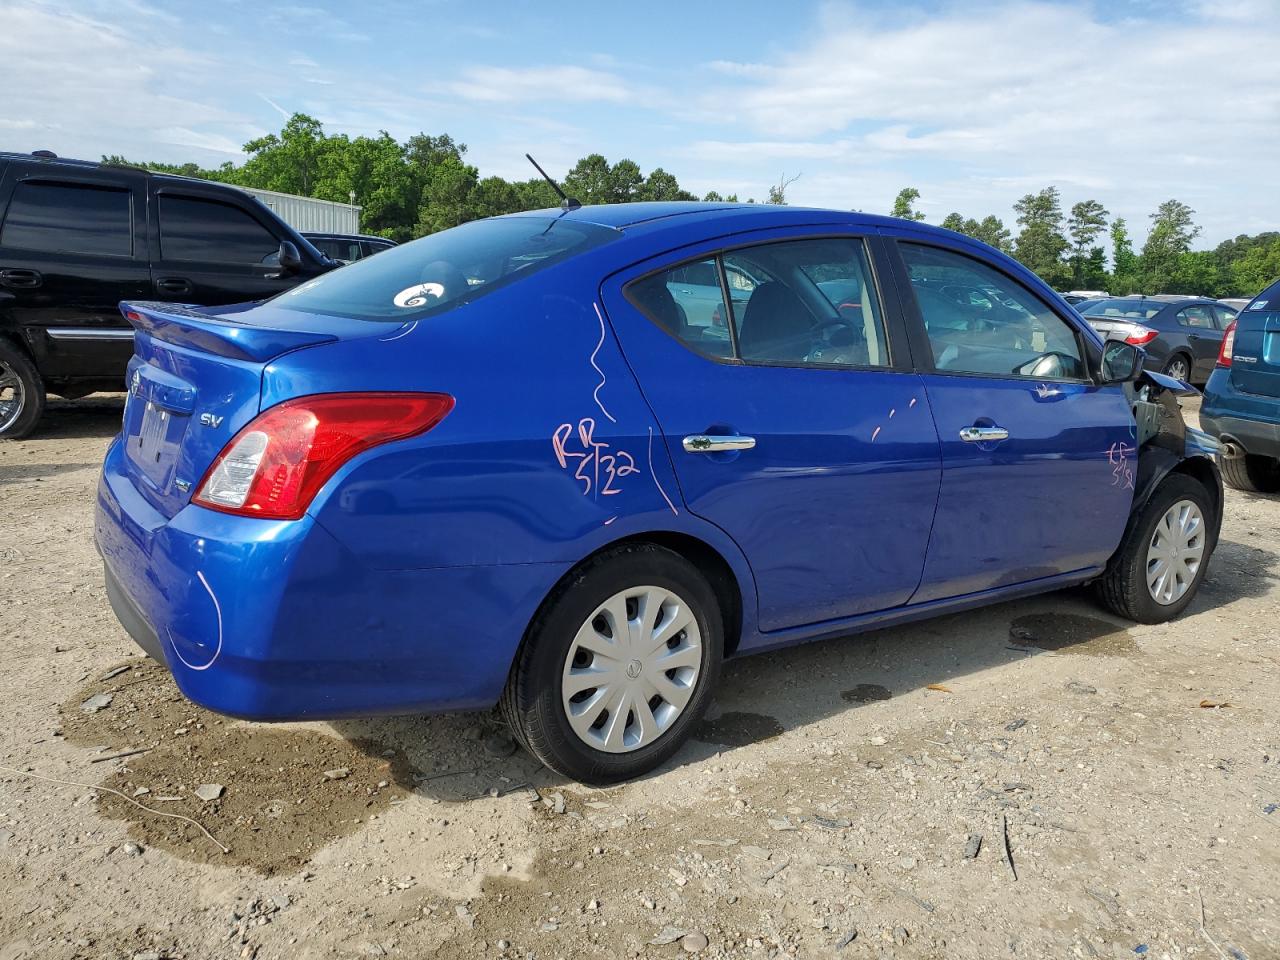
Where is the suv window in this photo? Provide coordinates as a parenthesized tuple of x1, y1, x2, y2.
(1176, 305, 1215, 329)
(159, 195, 280, 264)
(901, 242, 1086, 380)
(627, 237, 890, 369)
(0, 180, 131, 257)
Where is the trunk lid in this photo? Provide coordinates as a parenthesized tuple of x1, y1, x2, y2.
(1229, 284, 1280, 398)
(119, 300, 396, 518)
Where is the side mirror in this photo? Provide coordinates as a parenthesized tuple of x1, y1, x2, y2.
(277, 240, 303, 273)
(1099, 340, 1142, 384)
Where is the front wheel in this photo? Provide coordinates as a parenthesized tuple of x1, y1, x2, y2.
(1095, 474, 1215, 623)
(0, 341, 45, 439)
(501, 544, 722, 784)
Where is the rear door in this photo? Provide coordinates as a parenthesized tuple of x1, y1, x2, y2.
(602, 230, 942, 635)
(888, 237, 1134, 602)
(1230, 282, 1280, 397)
(149, 187, 320, 306)
(0, 165, 148, 379)
(1174, 303, 1223, 382)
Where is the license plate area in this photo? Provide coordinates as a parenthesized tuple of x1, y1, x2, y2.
(123, 363, 196, 494)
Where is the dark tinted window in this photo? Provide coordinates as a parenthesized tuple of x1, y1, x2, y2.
(310, 237, 363, 262)
(628, 258, 735, 359)
(0, 180, 131, 256)
(159, 195, 280, 264)
(902, 243, 1085, 380)
(1080, 298, 1165, 320)
(274, 216, 617, 321)
(362, 240, 394, 258)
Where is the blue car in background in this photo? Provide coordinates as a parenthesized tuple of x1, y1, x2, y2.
(95, 203, 1223, 783)
(1202, 277, 1280, 493)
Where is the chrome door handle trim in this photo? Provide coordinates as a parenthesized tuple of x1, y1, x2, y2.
(959, 426, 1009, 443)
(683, 434, 756, 453)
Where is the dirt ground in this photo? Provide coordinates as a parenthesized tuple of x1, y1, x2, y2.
(1, 395, 1278, 960)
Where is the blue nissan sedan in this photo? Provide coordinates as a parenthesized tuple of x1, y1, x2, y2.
(95, 203, 1223, 783)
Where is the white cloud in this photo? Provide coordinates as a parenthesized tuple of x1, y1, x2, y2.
(441, 65, 633, 104)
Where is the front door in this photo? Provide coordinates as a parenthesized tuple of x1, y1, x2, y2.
(890, 238, 1135, 602)
(0, 167, 149, 380)
(603, 232, 942, 636)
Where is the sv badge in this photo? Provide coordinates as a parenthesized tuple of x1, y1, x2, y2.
(199, 413, 224, 428)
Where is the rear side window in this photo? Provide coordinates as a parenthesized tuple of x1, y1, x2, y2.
(159, 195, 281, 264)
(1080, 298, 1164, 320)
(901, 242, 1086, 380)
(0, 180, 131, 257)
(1176, 305, 1215, 328)
(627, 237, 890, 369)
(274, 216, 618, 321)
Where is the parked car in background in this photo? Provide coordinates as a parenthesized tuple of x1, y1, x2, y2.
(0, 151, 333, 438)
(95, 202, 1222, 784)
(1076, 296, 1237, 385)
(1201, 278, 1280, 492)
(1219, 297, 1252, 313)
(303, 233, 396, 264)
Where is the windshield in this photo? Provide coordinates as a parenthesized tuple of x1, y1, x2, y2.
(273, 216, 619, 320)
(1080, 298, 1164, 320)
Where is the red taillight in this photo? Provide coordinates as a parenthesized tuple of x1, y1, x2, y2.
(1124, 325, 1160, 346)
(193, 392, 454, 520)
(1217, 320, 1236, 367)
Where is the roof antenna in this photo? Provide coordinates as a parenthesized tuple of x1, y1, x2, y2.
(526, 153, 580, 211)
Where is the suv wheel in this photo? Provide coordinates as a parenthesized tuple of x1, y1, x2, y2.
(501, 544, 722, 784)
(1096, 474, 1215, 623)
(1221, 452, 1280, 493)
(0, 341, 44, 439)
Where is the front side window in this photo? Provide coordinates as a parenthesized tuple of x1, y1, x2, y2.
(159, 195, 281, 265)
(627, 237, 890, 369)
(1176, 305, 1215, 329)
(901, 242, 1085, 380)
(0, 180, 131, 257)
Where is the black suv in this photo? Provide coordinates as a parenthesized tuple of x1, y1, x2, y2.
(0, 151, 333, 438)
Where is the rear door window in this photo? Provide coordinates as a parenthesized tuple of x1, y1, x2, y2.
(159, 195, 281, 264)
(1176, 305, 1216, 328)
(0, 180, 132, 257)
(901, 242, 1086, 380)
(1213, 305, 1237, 329)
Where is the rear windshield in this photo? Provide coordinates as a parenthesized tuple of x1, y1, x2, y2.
(273, 216, 618, 320)
(1245, 280, 1280, 313)
(1079, 298, 1164, 320)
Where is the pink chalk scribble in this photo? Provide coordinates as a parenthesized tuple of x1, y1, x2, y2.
(909, 397, 918, 408)
(871, 425, 882, 442)
(1106, 441, 1136, 489)
(553, 418, 639, 497)
(590, 303, 617, 423)
(648, 427, 679, 516)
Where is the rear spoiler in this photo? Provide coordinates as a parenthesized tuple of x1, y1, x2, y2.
(121, 301, 337, 363)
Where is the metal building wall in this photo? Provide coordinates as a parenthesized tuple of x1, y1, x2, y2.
(239, 187, 362, 233)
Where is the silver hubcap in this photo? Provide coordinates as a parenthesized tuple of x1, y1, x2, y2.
(1146, 499, 1205, 605)
(0, 360, 25, 434)
(1167, 358, 1188, 380)
(561, 585, 703, 754)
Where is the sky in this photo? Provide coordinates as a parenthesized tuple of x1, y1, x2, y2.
(2, 0, 1278, 247)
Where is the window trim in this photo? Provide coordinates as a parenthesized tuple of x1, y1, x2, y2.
(0, 177, 135, 259)
(622, 232, 899, 374)
(890, 236, 1100, 386)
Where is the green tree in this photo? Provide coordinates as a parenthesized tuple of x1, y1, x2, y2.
(238, 113, 332, 196)
(1141, 199, 1201, 292)
(1231, 236, 1280, 297)
(1066, 199, 1109, 286)
(1110, 218, 1140, 293)
(891, 187, 925, 221)
(640, 168, 697, 202)
(767, 173, 800, 206)
(703, 191, 724, 202)
(1012, 187, 1068, 284)
(940, 212, 966, 233)
(972, 216, 1012, 255)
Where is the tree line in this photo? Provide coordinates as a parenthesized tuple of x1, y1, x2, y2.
(892, 186, 1276, 298)
(106, 113, 1274, 298)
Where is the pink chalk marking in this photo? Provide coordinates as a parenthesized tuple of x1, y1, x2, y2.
(889, 408, 896, 418)
(909, 397, 918, 408)
(603, 516, 617, 526)
(552, 417, 639, 498)
(871, 425, 882, 442)
(590, 303, 617, 423)
(648, 427, 679, 516)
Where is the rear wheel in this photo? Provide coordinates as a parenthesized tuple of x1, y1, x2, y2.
(1162, 354, 1191, 382)
(1221, 452, 1280, 493)
(501, 544, 722, 784)
(0, 341, 44, 440)
(1096, 474, 1214, 623)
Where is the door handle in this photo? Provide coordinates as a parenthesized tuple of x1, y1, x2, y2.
(683, 434, 756, 453)
(0, 268, 42, 289)
(959, 425, 1009, 443)
(155, 277, 192, 295)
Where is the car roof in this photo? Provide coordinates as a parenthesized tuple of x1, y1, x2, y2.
(0, 150, 245, 190)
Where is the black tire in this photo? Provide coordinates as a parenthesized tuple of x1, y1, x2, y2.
(501, 543, 723, 784)
(0, 340, 45, 440)
(1095, 474, 1215, 623)
(1221, 452, 1280, 494)
(1162, 353, 1192, 382)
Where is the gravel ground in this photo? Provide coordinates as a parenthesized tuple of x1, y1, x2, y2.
(1, 394, 1278, 960)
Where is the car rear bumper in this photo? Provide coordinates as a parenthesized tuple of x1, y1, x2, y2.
(95, 438, 569, 721)
(1201, 371, 1280, 459)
